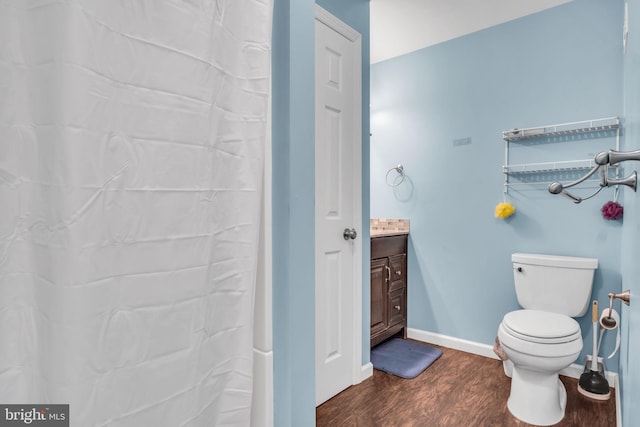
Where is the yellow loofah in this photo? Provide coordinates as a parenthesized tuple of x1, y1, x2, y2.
(495, 202, 515, 219)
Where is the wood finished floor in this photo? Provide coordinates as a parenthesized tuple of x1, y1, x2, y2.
(316, 342, 616, 427)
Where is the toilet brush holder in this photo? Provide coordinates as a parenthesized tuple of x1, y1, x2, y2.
(583, 355, 606, 378)
(578, 355, 611, 400)
(578, 301, 611, 400)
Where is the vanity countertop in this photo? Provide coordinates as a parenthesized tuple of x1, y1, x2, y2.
(370, 218, 409, 237)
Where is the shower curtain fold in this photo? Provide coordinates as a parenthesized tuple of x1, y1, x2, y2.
(0, 1, 273, 425)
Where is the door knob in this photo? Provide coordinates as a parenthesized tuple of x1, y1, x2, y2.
(343, 228, 357, 240)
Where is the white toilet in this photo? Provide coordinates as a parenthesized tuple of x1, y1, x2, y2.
(497, 253, 598, 426)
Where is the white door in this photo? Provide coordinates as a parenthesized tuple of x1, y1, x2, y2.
(314, 7, 362, 406)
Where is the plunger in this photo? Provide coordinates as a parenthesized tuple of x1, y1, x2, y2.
(578, 300, 611, 400)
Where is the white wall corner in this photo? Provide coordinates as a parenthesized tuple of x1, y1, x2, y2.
(251, 92, 273, 427)
(251, 348, 274, 427)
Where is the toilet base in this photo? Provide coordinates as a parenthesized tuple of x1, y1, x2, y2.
(507, 366, 567, 426)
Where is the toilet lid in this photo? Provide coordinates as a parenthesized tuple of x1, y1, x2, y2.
(502, 309, 581, 344)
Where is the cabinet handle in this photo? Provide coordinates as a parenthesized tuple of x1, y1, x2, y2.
(394, 305, 401, 311)
(396, 271, 401, 276)
(385, 266, 391, 282)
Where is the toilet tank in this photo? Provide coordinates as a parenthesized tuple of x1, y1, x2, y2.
(512, 253, 598, 317)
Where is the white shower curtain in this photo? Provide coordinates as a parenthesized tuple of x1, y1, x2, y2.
(0, 1, 272, 425)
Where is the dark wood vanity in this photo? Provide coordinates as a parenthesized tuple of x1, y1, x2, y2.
(370, 233, 408, 348)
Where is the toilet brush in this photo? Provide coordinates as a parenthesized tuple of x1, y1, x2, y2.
(578, 300, 611, 400)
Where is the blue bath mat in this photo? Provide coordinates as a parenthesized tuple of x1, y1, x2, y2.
(371, 338, 442, 379)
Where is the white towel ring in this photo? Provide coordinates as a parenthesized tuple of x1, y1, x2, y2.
(386, 164, 406, 187)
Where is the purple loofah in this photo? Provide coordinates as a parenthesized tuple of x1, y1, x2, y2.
(601, 201, 623, 220)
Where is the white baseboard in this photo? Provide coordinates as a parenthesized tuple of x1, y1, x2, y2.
(358, 362, 373, 383)
(614, 374, 622, 427)
(407, 328, 500, 360)
(407, 327, 619, 387)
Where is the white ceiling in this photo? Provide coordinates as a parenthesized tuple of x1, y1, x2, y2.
(370, 0, 573, 63)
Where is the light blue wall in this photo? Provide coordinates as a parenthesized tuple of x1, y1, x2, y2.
(371, 0, 624, 370)
(272, 0, 315, 425)
(271, 0, 369, 425)
(621, 0, 640, 425)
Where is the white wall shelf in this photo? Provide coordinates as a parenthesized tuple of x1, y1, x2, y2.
(504, 159, 597, 175)
(502, 117, 620, 142)
(501, 117, 620, 193)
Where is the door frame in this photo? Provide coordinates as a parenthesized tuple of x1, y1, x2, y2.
(314, 4, 366, 398)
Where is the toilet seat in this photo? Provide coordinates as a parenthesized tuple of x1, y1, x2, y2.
(498, 310, 582, 358)
(502, 309, 581, 344)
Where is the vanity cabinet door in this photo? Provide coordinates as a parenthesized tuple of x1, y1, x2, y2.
(370, 257, 389, 337)
(370, 234, 408, 348)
